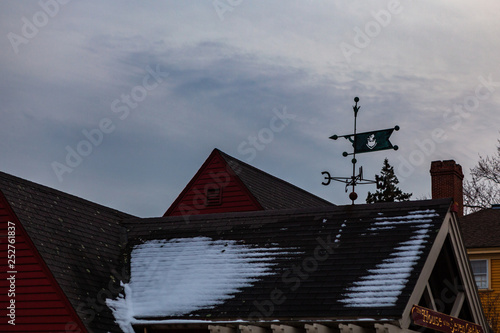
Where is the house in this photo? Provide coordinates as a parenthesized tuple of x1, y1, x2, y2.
(459, 206, 500, 329)
(0, 150, 491, 332)
(0, 149, 332, 332)
(430, 159, 500, 330)
(459, 205, 500, 291)
(113, 198, 488, 333)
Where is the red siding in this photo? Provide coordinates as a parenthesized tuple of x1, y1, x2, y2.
(0, 193, 87, 332)
(165, 150, 262, 217)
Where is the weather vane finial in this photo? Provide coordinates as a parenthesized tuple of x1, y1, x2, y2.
(322, 97, 400, 204)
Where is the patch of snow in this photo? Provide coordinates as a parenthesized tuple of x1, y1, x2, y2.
(340, 210, 436, 307)
(106, 283, 135, 333)
(409, 209, 436, 215)
(367, 226, 395, 231)
(335, 223, 346, 243)
(412, 224, 432, 233)
(107, 237, 295, 329)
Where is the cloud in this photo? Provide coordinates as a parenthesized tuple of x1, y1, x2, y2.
(1, 1, 499, 215)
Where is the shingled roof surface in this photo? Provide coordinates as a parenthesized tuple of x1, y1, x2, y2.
(217, 149, 334, 209)
(459, 207, 500, 248)
(0, 171, 135, 332)
(113, 199, 451, 329)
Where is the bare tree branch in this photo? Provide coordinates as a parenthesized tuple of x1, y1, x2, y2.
(464, 139, 500, 214)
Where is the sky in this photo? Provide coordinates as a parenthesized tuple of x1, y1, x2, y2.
(1, 1, 499, 217)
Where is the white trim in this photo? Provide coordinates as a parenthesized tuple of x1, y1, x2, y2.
(400, 212, 451, 328)
(209, 325, 236, 333)
(425, 282, 437, 311)
(240, 325, 270, 333)
(447, 212, 489, 329)
(304, 323, 335, 333)
(400, 211, 490, 331)
(271, 325, 303, 333)
(450, 292, 465, 317)
(338, 324, 369, 333)
(374, 323, 402, 333)
(470, 258, 489, 290)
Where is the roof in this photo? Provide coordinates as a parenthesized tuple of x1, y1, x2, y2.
(112, 199, 452, 330)
(217, 149, 334, 209)
(0, 171, 135, 333)
(459, 206, 500, 248)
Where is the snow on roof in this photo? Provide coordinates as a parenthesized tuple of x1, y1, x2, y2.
(107, 236, 297, 332)
(339, 210, 437, 307)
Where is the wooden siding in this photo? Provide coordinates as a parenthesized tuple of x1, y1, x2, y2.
(165, 150, 262, 216)
(0, 193, 87, 332)
(490, 258, 500, 292)
(468, 253, 500, 331)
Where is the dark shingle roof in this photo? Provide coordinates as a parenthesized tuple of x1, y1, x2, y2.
(120, 199, 451, 323)
(459, 207, 500, 248)
(0, 171, 135, 333)
(217, 149, 334, 209)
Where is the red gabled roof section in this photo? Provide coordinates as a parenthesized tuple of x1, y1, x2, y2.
(0, 191, 87, 332)
(0, 170, 135, 332)
(165, 149, 334, 217)
(164, 149, 263, 217)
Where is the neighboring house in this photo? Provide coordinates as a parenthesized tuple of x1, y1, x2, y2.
(0, 151, 491, 332)
(459, 205, 500, 291)
(459, 205, 500, 329)
(430, 159, 500, 330)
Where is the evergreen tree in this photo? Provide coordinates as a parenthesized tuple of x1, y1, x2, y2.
(366, 158, 412, 203)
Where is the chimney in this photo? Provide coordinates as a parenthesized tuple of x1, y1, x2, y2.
(430, 160, 464, 216)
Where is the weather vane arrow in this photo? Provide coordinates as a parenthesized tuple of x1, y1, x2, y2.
(322, 97, 401, 204)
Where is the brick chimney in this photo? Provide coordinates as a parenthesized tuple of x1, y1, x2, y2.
(430, 160, 464, 216)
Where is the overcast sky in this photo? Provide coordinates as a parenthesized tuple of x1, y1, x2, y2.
(1, 1, 499, 217)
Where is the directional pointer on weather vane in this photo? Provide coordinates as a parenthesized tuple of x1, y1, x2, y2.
(322, 97, 400, 204)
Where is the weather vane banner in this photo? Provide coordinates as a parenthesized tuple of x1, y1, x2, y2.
(331, 126, 399, 154)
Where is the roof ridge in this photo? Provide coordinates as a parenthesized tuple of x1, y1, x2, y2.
(215, 149, 334, 206)
(125, 197, 452, 226)
(0, 170, 135, 218)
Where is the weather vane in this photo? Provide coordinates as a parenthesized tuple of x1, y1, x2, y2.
(322, 97, 400, 204)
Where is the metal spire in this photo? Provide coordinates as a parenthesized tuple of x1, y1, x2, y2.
(322, 97, 400, 204)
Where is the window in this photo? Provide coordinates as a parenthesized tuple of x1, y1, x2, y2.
(471, 259, 488, 289)
(205, 187, 222, 206)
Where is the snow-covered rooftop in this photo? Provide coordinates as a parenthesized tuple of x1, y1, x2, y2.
(111, 199, 451, 328)
(339, 210, 438, 307)
(107, 237, 298, 332)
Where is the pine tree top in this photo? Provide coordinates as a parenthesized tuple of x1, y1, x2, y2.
(366, 158, 412, 203)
